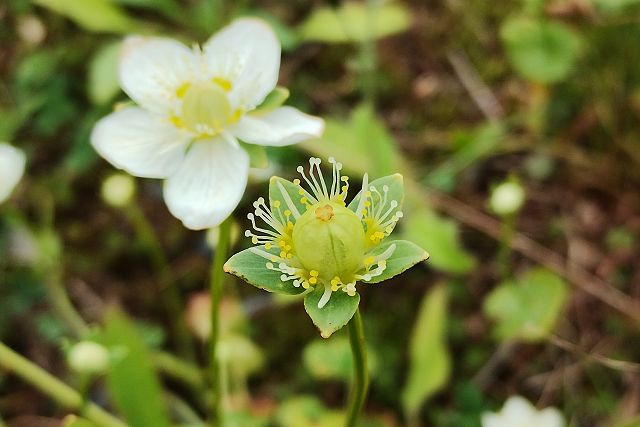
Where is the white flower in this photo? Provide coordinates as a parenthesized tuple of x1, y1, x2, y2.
(482, 396, 565, 427)
(0, 143, 26, 204)
(489, 180, 525, 216)
(91, 18, 324, 230)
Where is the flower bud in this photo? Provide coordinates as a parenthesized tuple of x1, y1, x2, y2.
(489, 180, 525, 216)
(292, 201, 365, 283)
(101, 173, 135, 208)
(67, 341, 110, 375)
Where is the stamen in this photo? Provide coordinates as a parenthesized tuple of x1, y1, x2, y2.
(318, 284, 333, 309)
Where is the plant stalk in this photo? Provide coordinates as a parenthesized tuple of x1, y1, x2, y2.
(0, 342, 125, 427)
(346, 308, 369, 427)
(209, 217, 232, 427)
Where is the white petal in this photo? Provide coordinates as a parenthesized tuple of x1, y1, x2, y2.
(536, 408, 565, 427)
(119, 36, 199, 115)
(163, 138, 249, 230)
(480, 413, 503, 427)
(91, 107, 189, 179)
(0, 143, 26, 203)
(230, 106, 324, 146)
(203, 18, 280, 109)
(501, 396, 538, 421)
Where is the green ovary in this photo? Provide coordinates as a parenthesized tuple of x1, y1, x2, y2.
(292, 201, 366, 282)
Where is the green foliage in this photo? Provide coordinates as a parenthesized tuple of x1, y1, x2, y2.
(298, 1, 411, 43)
(501, 17, 583, 83)
(402, 283, 451, 420)
(224, 248, 307, 295)
(276, 396, 345, 427)
(401, 211, 475, 274)
(88, 41, 121, 105)
(33, 0, 138, 33)
(304, 286, 360, 338)
(484, 268, 568, 342)
(103, 309, 171, 427)
(303, 336, 377, 382)
(301, 104, 403, 177)
(253, 87, 290, 115)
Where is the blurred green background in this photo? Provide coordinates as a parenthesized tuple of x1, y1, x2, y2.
(1, 0, 640, 426)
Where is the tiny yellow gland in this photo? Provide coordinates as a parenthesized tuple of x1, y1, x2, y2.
(292, 201, 365, 283)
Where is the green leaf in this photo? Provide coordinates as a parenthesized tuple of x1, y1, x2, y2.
(300, 103, 403, 178)
(269, 176, 308, 218)
(484, 268, 568, 342)
(299, 1, 411, 43)
(304, 286, 360, 338)
(276, 396, 345, 427)
(33, 0, 138, 33)
(363, 240, 428, 284)
(62, 416, 96, 427)
(501, 17, 583, 83)
(302, 336, 377, 382)
(224, 248, 306, 295)
(401, 210, 475, 274)
(616, 417, 640, 427)
(348, 173, 404, 216)
(402, 283, 451, 419)
(88, 41, 121, 105)
(103, 309, 171, 427)
(252, 86, 290, 115)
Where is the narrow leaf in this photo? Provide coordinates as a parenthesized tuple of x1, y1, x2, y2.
(103, 309, 171, 427)
(401, 283, 451, 418)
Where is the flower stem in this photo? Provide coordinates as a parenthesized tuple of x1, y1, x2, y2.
(45, 261, 89, 338)
(126, 203, 194, 361)
(346, 308, 369, 427)
(0, 342, 125, 427)
(209, 217, 232, 427)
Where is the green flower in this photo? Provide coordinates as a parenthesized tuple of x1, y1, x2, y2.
(224, 157, 428, 337)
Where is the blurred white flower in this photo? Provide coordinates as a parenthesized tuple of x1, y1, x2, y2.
(482, 396, 565, 427)
(101, 173, 136, 208)
(67, 341, 110, 375)
(0, 143, 26, 204)
(489, 180, 525, 216)
(91, 18, 324, 230)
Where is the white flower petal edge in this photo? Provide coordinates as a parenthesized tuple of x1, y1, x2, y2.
(119, 36, 199, 115)
(481, 396, 565, 427)
(203, 18, 280, 110)
(163, 139, 249, 230)
(230, 106, 325, 146)
(91, 107, 190, 179)
(0, 143, 26, 204)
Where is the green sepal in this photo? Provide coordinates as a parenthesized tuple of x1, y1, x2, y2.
(304, 286, 360, 338)
(348, 173, 404, 217)
(252, 86, 290, 115)
(224, 247, 306, 295)
(238, 142, 268, 168)
(362, 240, 428, 284)
(269, 176, 308, 217)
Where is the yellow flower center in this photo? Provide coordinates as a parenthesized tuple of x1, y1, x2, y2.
(171, 81, 242, 138)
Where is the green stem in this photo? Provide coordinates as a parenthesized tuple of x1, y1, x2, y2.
(0, 342, 125, 427)
(126, 203, 194, 360)
(209, 217, 232, 427)
(497, 214, 516, 280)
(345, 308, 368, 427)
(46, 264, 89, 338)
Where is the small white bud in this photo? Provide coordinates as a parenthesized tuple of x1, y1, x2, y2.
(101, 173, 135, 208)
(67, 341, 110, 375)
(489, 180, 525, 216)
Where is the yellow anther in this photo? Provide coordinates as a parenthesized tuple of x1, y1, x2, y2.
(265, 243, 272, 250)
(273, 200, 281, 208)
(170, 115, 185, 128)
(284, 209, 291, 217)
(280, 251, 287, 258)
(279, 240, 286, 247)
(331, 284, 339, 291)
(251, 237, 258, 244)
(364, 256, 375, 266)
(310, 270, 319, 277)
(364, 201, 371, 207)
(300, 197, 308, 204)
(293, 179, 301, 185)
(365, 191, 372, 197)
(298, 189, 305, 195)
(309, 277, 317, 285)
(175, 82, 191, 98)
(212, 77, 232, 92)
(347, 290, 356, 297)
(270, 256, 278, 262)
(302, 281, 310, 289)
(341, 176, 349, 181)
